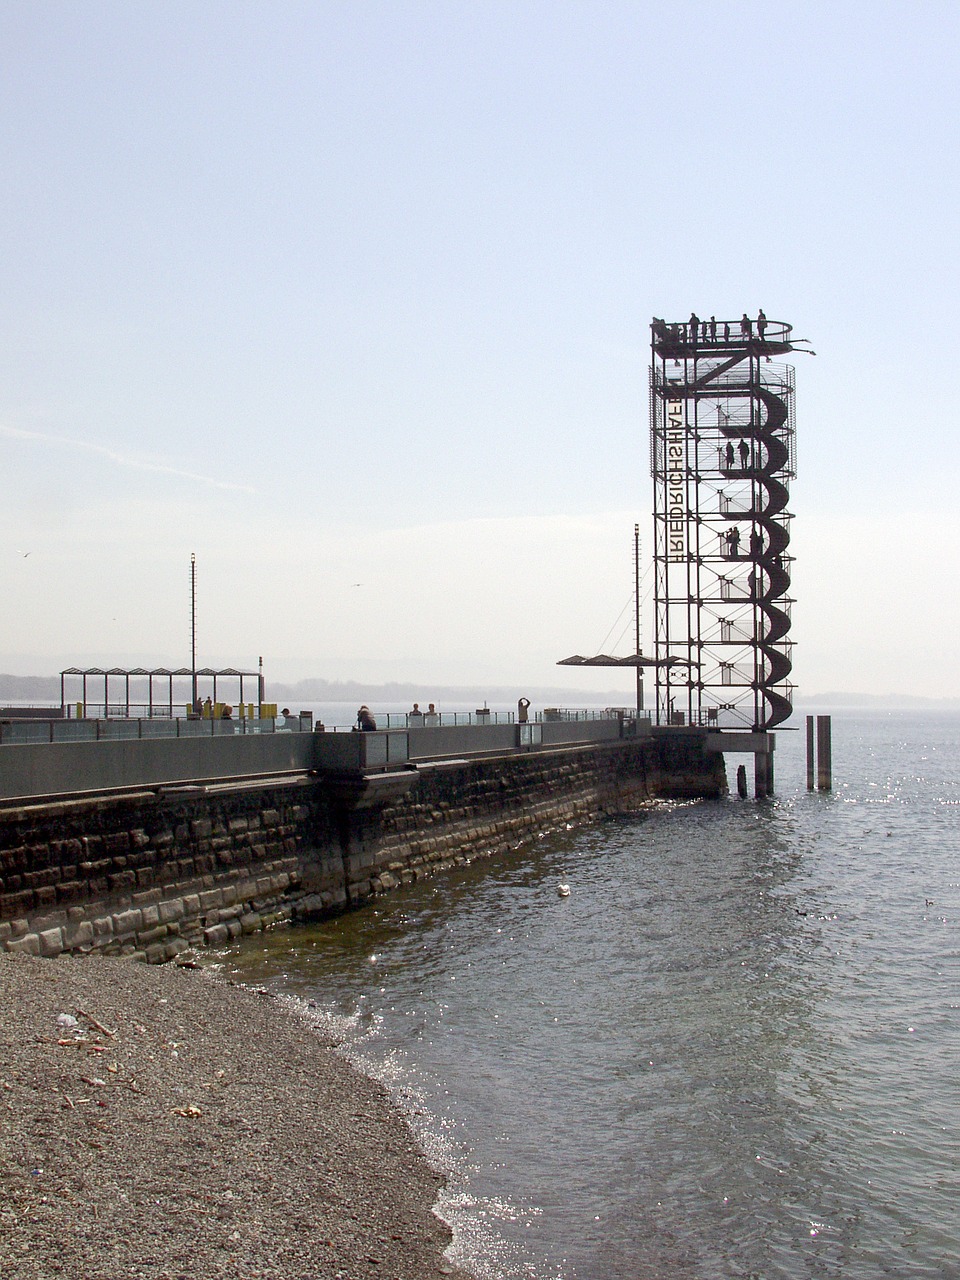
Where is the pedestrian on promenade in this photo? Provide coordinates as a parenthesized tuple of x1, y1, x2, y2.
(358, 705, 377, 731)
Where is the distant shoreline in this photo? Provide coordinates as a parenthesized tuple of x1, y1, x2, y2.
(3, 672, 960, 713)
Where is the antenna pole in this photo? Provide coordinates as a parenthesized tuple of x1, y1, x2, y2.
(190, 553, 197, 707)
(634, 523, 643, 714)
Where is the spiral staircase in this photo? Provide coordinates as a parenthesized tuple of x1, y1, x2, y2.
(650, 318, 797, 732)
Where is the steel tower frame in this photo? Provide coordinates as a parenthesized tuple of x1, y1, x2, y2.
(649, 315, 797, 730)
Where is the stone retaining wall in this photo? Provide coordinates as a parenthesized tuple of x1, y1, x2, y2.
(0, 736, 725, 960)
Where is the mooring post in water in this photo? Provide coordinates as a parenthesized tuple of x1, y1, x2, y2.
(737, 764, 748, 798)
(816, 715, 833, 791)
(806, 715, 815, 790)
(754, 749, 774, 798)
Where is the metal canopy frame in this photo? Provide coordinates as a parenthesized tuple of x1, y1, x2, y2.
(649, 315, 798, 730)
(59, 667, 265, 718)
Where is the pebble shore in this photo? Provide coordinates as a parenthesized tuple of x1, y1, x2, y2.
(0, 952, 473, 1280)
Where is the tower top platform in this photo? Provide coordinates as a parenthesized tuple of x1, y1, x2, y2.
(652, 315, 794, 359)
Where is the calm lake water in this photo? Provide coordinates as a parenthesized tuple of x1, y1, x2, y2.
(219, 711, 960, 1279)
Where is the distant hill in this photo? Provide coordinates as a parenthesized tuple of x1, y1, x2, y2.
(793, 692, 960, 710)
(0, 672, 636, 707)
(264, 677, 636, 706)
(3, 672, 956, 712)
(0, 674, 61, 701)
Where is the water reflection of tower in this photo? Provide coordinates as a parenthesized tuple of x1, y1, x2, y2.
(649, 316, 799, 731)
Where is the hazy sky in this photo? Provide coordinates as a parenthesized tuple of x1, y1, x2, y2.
(1, 1, 957, 697)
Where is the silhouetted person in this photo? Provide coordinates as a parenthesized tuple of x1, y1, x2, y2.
(749, 529, 763, 557)
(723, 322, 731, 341)
(689, 312, 700, 343)
(741, 313, 753, 338)
(709, 316, 717, 341)
(725, 442, 736, 468)
(727, 527, 741, 558)
(757, 309, 767, 339)
(357, 705, 377, 731)
(739, 439, 750, 468)
(517, 697, 531, 724)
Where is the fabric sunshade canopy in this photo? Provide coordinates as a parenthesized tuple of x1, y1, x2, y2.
(556, 653, 696, 668)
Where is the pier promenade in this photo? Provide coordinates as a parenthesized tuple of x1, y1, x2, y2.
(0, 713, 727, 962)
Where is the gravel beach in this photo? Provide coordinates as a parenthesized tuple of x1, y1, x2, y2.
(0, 952, 473, 1280)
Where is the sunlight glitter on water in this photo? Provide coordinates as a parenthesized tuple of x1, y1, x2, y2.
(221, 712, 960, 1279)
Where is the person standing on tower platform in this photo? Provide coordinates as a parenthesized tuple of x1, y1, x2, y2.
(739, 439, 750, 469)
(689, 312, 699, 343)
(741, 312, 753, 338)
(757, 309, 767, 339)
(709, 316, 717, 341)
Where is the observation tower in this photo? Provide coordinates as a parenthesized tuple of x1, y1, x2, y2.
(649, 313, 799, 735)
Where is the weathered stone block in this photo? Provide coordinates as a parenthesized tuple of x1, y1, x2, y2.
(65, 921, 94, 948)
(137, 925, 169, 947)
(158, 898, 185, 924)
(39, 927, 64, 957)
(198, 889, 223, 912)
(113, 908, 143, 936)
(203, 923, 229, 946)
(7, 933, 41, 955)
(131, 888, 162, 907)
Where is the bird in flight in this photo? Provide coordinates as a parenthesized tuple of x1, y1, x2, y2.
(16, 550, 31, 558)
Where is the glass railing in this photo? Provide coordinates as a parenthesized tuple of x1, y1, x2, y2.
(0, 717, 282, 745)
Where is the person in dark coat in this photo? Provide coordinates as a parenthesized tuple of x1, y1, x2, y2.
(357, 705, 377, 731)
(741, 312, 753, 338)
